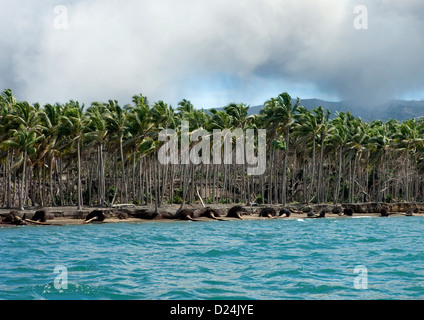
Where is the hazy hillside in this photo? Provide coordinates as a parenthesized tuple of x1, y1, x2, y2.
(214, 99, 424, 122)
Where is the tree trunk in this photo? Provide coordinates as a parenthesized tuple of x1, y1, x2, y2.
(132, 151, 136, 203)
(333, 145, 342, 204)
(77, 139, 82, 210)
(310, 137, 316, 203)
(120, 138, 128, 203)
(154, 158, 159, 214)
(405, 146, 409, 202)
(58, 157, 64, 206)
(50, 157, 56, 206)
(6, 150, 11, 208)
(178, 162, 191, 212)
(19, 150, 27, 211)
(282, 128, 290, 205)
(317, 133, 325, 204)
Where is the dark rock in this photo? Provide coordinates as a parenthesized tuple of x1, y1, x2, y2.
(307, 212, 316, 218)
(227, 206, 248, 219)
(116, 211, 129, 220)
(85, 210, 106, 222)
(1, 211, 27, 226)
(302, 206, 313, 213)
(279, 208, 291, 217)
(332, 206, 342, 214)
(344, 208, 354, 216)
(195, 207, 221, 219)
(259, 208, 277, 218)
(380, 207, 389, 217)
(32, 209, 47, 223)
(174, 209, 196, 220)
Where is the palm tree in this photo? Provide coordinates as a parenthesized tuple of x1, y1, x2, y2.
(58, 101, 90, 210)
(327, 113, 350, 204)
(392, 119, 424, 201)
(0, 89, 17, 208)
(126, 94, 155, 205)
(149, 100, 175, 211)
(312, 107, 332, 203)
(38, 103, 63, 206)
(294, 107, 319, 203)
(1, 125, 44, 210)
(85, 102, 109, 206)
(261, 92, 300, 204)
(206, 109, 235, 203)
(103, 100, 130, 204)
(367, 120, 391, 201)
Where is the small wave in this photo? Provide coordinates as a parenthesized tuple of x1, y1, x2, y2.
(286, 282, 348, 296)
(359, 236, 385, 243)
(33, 282, 123, 300)
(159, 289, 194, 300)
(193, 248, 242, 257)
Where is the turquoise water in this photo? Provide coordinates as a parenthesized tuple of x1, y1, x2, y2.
(1, 216, 424, 300)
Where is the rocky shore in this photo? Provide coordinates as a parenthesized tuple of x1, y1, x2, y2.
(1, 202, 423, 227)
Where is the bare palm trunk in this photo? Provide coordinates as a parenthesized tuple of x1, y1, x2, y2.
(334, 145, 342, 204)
(6, 150, 11, 208)
(282, 128, 290, 205)
(120, 138, 128, 203)
(50, 157, 56, 206)
(405, 145, 409, 202)
(58, 157, 64, 206)
(132, 151, 136, 203)
(77, 139, 82, 210)
(317, 134, 325, 203)
(309, 137, 316, 203)
(154, 158, 159, 215)
(178, 162, 191, 212)
(19, 150, 27, 211)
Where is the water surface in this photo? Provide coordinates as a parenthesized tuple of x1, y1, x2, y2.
(1, 216, 424, 300)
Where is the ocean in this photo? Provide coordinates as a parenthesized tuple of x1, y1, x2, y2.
(1, 216, 424, 300)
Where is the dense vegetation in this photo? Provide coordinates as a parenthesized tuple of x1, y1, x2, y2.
(0, 89, 423, 211)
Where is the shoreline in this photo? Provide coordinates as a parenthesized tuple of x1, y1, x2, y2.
(1, 202, 423, 227)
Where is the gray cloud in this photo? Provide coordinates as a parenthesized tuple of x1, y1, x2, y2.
(1, 0, 424, 108)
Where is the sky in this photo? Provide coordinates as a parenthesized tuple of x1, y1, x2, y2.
(1, 0, 424, 109)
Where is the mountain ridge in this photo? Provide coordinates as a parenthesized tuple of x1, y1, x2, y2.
(210, 99, 424, 122)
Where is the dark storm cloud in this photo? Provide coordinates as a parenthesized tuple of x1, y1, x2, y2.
(0, 0, 424, 107)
